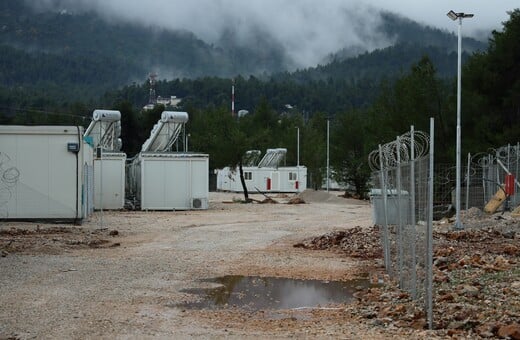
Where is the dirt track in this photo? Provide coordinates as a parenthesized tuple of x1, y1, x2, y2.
(1, 191, 408, 339)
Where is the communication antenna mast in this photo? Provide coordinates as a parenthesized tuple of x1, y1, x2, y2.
(231, 78, 235, 117)
(148, 73, 158, 104)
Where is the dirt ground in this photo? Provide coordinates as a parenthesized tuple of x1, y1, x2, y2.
(0, 191, 518, 339)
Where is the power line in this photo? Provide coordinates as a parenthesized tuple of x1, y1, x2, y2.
(0, 106, 91, 120)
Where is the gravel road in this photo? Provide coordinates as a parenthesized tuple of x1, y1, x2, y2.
(0, 191, 413, 339)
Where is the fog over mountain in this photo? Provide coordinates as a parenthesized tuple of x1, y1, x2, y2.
(26, 0, 517, 69)
(21, 1, 405, 68)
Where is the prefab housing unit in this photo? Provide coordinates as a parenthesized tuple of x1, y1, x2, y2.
(0, 125, 93, 222)
(216, 165, 307, 193)
(216, 148, 307, 193)
(129, 153, 209, 210)
(126, 111, 210, 210)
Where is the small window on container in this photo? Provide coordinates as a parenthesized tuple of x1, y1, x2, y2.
(244, 171, 253, 180)
(289, 172, 297, 181)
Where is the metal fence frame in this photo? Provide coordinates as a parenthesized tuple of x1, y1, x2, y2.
(369, 119, 434, 328)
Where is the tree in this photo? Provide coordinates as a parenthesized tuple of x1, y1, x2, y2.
(463, 9, 520, 147)
(371, 56, 451, 161)
(302, 112, 327, 189)
(331, 109, 374, 198)
(190, 107, 254, 201)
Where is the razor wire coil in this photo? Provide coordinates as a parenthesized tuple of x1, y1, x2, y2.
(368, 130, 430, 171)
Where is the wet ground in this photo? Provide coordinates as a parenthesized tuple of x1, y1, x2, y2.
(180, 275, 373, 311)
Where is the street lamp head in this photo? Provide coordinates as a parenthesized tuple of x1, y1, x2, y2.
(447, 10, 474, 20)
(447, 10, 458, 20)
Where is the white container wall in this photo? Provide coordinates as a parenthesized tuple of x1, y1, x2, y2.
(0, 125, 93, 222)
(94, 152, 126, 210)
(133, 153, 209, 210)
(83, 143, 95, 217)
(216, 166, 307, 193)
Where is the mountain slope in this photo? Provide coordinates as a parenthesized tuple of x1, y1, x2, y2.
(0, 1, 486, 106)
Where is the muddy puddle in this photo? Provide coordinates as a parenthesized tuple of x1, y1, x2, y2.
(179, 275, 373, 311)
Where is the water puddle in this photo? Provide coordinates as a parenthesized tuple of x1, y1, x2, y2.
(179, 275, 373, 311)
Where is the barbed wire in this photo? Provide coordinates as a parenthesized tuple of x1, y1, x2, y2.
(368, 130, 430, 171)
(471, 144, 519, 168)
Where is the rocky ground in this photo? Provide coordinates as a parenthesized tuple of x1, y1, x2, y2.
(0, 192, 519, 339)
(296, 208, 520, 339)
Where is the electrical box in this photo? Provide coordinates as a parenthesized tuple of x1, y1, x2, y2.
(67, 142, 80, 153)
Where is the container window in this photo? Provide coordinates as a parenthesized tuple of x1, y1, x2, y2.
(244, 171, 253, 180)
(289, 172, 297, 181)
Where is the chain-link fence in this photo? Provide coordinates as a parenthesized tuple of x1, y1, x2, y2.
(433, 143, 519, 220)
(368, 120, 434, 328)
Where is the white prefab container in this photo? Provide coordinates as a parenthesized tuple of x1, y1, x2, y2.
(133, 153, 209, 210)
(0, 125, 93, 222)
(216, 166, 307, 193)
(94, 152, 126, 210)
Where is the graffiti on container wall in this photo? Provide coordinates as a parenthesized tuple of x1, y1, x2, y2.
(0, 152, 20, 218)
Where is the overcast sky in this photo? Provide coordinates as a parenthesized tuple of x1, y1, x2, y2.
(31, 0, 519, 67)
(367, 0, 518, 35)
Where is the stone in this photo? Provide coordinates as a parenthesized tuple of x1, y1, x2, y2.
(497, 324, 520, 339)
(461, 285, 479, 297)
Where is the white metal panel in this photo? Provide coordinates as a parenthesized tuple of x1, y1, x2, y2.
(165, 160, 190, 209)
(0, 126, 86, 220)
(139, 154, 209, 210)
(190, 158, 209, 199)
(214, 165, 307, 193)
(94, 154, 126, 210)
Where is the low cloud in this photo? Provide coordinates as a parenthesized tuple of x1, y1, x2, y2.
(27, 0, 393, 68)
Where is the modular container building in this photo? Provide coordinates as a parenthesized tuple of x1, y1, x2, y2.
(0, 125, 94, 222)
(84, 109, 126, 210)
(129, 153, 209, 210)
(126, 111, 210, 210)
(216, 148, 307, 193)
(216, 165, 307, 193)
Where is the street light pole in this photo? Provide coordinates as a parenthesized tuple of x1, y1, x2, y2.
(447, 10, 474, 230)
(296, 126, 300, 192)
(297, 127, 300, 167)
(326, 119, 330, 192)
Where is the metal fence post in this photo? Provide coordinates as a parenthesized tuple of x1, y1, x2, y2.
(410, 126, 417, 299)
(379, 144, 391, 273)
(426, 118, 434, 329)
(466, 153, 471, 210)
(396, 136, 404, 288)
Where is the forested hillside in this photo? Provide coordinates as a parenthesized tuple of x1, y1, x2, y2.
(0, 1, 485, 107)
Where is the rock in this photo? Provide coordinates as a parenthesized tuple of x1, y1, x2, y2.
(503, 244, 519, 255)
(501, 230, 515, 239)
(497, 324, 520, 339)
(434, 256, 448, 267)
(447, 321, 465, 330)
(361, 310, 377, 319)
(287, 197, 305, 204)
(476, 323, 497, 338)
(461, 285, 480, 297)
(457, 255, 471, 266)
(109, 230, 119, 236)
(492, 255, 510, 269)
(1, 250, 8, 257)
(438, 293, 456, 302)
